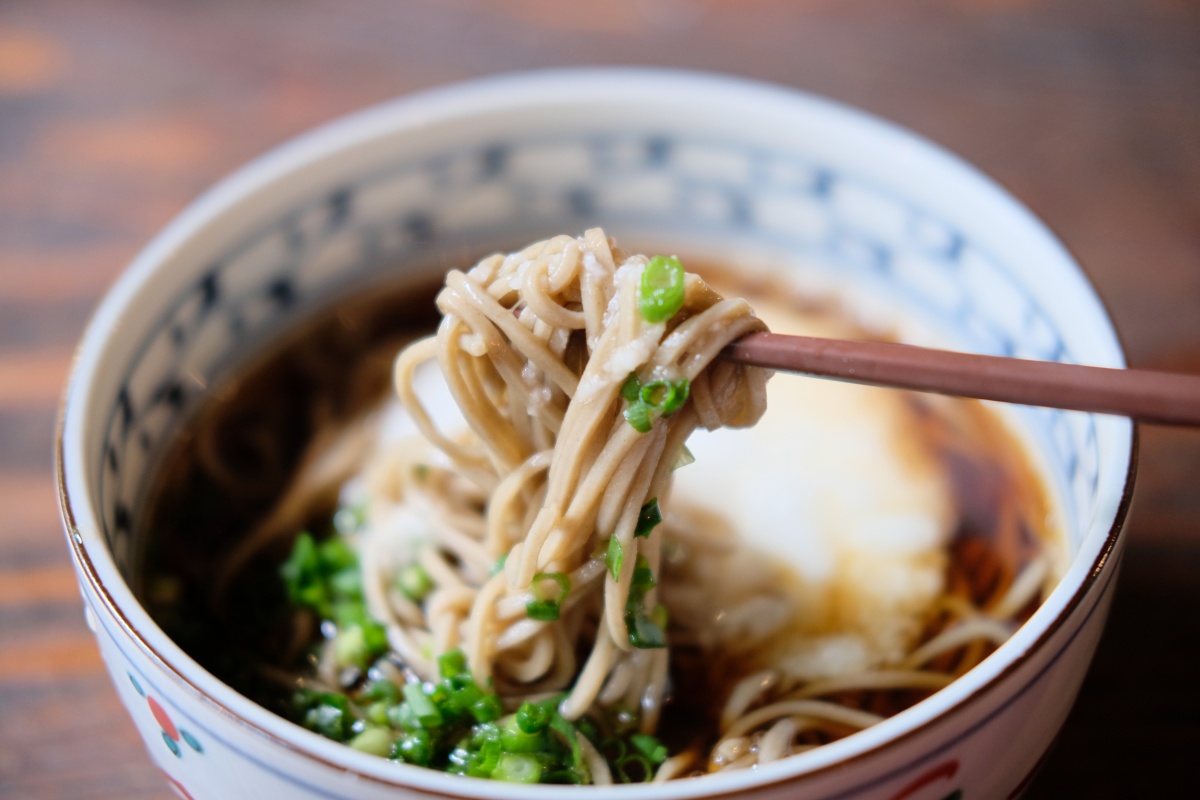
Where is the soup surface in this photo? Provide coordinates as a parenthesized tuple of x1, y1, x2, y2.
(138, 250, 1060, 783)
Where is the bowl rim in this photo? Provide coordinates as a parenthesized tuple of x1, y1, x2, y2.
(56, 66, 1137, 799)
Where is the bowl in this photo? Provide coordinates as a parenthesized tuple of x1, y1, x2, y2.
(56, 68, 1135, 800)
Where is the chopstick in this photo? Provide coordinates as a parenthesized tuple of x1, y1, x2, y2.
(722, 331, 1200, 427)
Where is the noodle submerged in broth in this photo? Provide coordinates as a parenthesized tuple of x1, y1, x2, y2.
(140, 230, 1060, 784)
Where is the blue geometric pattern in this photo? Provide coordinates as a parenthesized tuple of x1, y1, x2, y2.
(98, 132, 1098, 574)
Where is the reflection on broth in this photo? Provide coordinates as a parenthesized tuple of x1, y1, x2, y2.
(139, 232, 1060, 785)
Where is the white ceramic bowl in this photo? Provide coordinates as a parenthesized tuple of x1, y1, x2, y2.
(57, 69, 1135, 800)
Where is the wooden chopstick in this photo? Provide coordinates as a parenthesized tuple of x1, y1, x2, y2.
(722, 331, 1200, 426)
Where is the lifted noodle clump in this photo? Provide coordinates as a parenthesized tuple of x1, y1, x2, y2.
(373, 230, 768, 726)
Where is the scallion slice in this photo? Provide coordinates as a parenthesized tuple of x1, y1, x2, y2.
(630, 733, 669, 765)
(516, 701, 552, 734)
(606, 537, 624, 581)
(396, 729, 435, 766)
(549, 712, 588, 780)
(492, 752, 544, 784)
(638, 255, 685, 323)
(620, 372, 641, 402)
(471, 694, 504, 723)
(332, 624, 367, 668)
(639, 378, 689, 415)
(626, 611, 666, 649)
(470, 737, 502, 776)
(635, 498, 661, 538)
(625, 558, 666, 649)
(631, 556, 656, 592)
(525, 600, 559, 620)
(349, 726, 393, 756)
(615, 753, 656, 783)
(397, 562, 433, 602)
(438, 649, 466, 679)
(402, 683, 444, 729)
(526, 572, 571, 621)
(623, 400, 652, 433)
(671, 443, 695, 470)
(500, 715, 548, 753)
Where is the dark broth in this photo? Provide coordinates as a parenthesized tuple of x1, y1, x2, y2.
(139, 279, 443, 711)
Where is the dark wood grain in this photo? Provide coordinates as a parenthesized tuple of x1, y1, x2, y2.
(2, 0, 1197, 796)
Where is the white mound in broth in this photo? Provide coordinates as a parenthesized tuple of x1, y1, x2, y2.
(673, 286, 953, 681)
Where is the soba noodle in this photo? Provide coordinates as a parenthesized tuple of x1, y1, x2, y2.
(187, 229, 1052, 784)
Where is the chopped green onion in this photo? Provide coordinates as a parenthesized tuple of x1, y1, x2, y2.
(491, 551, 508, 576)
(623, 375, 688, 435)
(364, 701, 389, 726)
(395, 729, 435, 766)
(299, 692, 355, 742)
(526, 572, 570, 621)
(549, 712, 588, 779)
(426, 679, 451, 708)
(639, 379, 689, 415)
(402, 683, 444, 729)
(615, 753, 655, 783)
(327, 607, 387, 666)
(606, 537, 624, 581)
(623, 400, 652, 433)
(329, 567, 363, 597)
(639, 255, 685, 323)
(501, 715, 548, 753)
(438, 649, 467, 679)
(471, 693, 504, 723)
(349, 726, 393, 756)
(631, 556, 657, 593)
(280, 533, 324, 611)
(317, 536, 357, 572)
(470, 737, 503, 776)
(471, 721, 502, 745)
(352, 619, 387, 665)
(630, 733, 668, 765)
(385, 701, 421, 732)
(332, 503, 366, 536)
(492, 752, 544, 784)
(635, 498, 661, 538)
(620, 373, 641, 402)
(516, 701, 552, 734)
(333, 624, 367, 668)
(625, 558, 666, 649)
(525, 600, 560, 621)
(447, 680, 484, 715)
(626, 609, 666, 649)
(535, 572, 571, 600)
(640, 380, 670, 406)
(329, 599, 364, 628)
(600, 737, 626, 764)
(397, 562, 433, 602)
(671, 444, 695, 470)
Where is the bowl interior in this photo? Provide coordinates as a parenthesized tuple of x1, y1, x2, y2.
(61, 69, 1133, 796)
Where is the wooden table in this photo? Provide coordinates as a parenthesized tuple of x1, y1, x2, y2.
(2, 1, 1197, 796)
